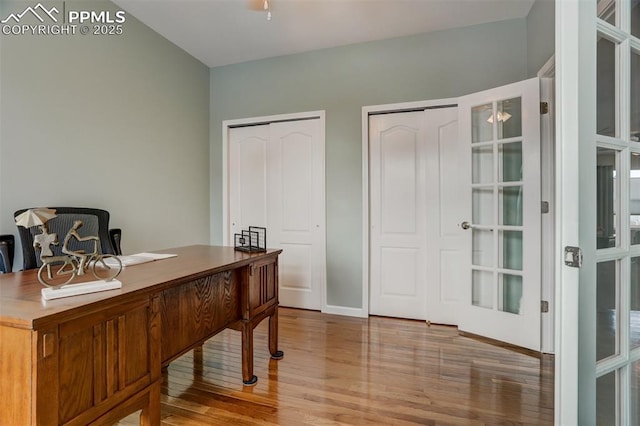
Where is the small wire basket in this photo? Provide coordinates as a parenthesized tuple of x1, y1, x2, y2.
(234, 226, 266, 252)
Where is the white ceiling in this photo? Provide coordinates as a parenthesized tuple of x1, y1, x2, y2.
(111, 0, 536, 68)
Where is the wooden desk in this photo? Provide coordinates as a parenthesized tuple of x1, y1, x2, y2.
(0, 245, 283, 425)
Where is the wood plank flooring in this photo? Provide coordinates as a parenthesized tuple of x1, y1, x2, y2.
(119, 308, 554, 425)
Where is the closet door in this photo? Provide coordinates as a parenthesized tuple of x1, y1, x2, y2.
(228, 125, 269, 234)
(269, 120, 324, 310)
(369, 111, 429, 320)
(228, 119, 325, 311)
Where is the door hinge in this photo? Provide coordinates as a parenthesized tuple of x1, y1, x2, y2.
(541, 300, 549, 313)
(541, 201, 549, 214)
(564, 246, 583, 268)
(540, 102, 549, 115)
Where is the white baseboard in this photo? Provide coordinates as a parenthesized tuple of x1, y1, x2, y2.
(322, 304, 368, 318)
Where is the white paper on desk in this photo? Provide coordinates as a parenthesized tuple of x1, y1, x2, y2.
(131, 252, 178, 260)
(42, 279, 122, 300)
(102, 253, 178, 267)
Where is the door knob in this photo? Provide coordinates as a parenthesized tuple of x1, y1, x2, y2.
(461, 221, 472, 230)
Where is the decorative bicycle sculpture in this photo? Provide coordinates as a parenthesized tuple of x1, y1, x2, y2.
(15, 209, 122, 289)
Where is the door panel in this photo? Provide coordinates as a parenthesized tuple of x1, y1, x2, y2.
(458, 77, 541, 351)
(229, 125, 269, 234)
(269, 120, 324, 310)
(426, 107, 463, 325)
(370, 111, 427, 319)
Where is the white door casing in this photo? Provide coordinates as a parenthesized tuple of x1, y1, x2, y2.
(225, 113, 326, 311)
(457, 77, 542, 351)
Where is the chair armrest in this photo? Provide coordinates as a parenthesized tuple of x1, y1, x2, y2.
(0, 234, 15, 273)
(108, 228, 122, 256)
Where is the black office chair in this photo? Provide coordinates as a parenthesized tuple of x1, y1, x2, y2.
(0, 234, 14, 273)
(14, 207, 123, 271)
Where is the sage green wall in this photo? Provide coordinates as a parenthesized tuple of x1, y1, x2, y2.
(210, 19, 529, 308)
(527, 0, 555, 77)
(0, 0, 210, 270)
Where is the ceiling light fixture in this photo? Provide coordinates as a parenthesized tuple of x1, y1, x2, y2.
(264, 0, 272, 20)
(486, 111, 512, 124)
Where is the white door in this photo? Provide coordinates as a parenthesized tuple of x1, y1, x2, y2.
(424, 107, 465, 325)
(268, 120, 325, 310)
(457, 77, 542, 351)
(229, 125, 269, 233)
(369, 111, 428, 320)
(369, 108, 460, 321)
(228, 118, 325, 310)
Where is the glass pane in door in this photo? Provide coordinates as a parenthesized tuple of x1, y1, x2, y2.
(472, 270, 493, 309)
(597, 36, 617, 137)
(472, 229, 493, 267)
(630, 152, 640, 244)
(500, 274, 522, 314)
(597, 260, 618, 361)
(596, 370, 617, 425)
(497, 97, 522, 139)
(631, 50, 639, 142)
(597, 0, 616, 25)
(472, 188, 493, 224)
(499, 142, 522, 182)
(499, 186, 523, 226)
(631, 256, 640, 350)
(632, 0, 640, 38)
(500, 230, 523, 270)
(632, 359, 640, 424)
(472, 104, 493, 143)
(597, 148, 618, 249)
(472, 145, 493, 183)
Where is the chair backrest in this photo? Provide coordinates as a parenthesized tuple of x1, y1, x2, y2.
(15, 207, 115, 270)
(0, 234, 14, 273)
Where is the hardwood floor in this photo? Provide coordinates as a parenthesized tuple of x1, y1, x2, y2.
(119, 308, 554, 425)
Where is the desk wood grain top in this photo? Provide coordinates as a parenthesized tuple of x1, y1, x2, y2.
(0, 245, 282, 330)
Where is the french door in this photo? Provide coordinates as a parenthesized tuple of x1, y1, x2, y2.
(457, 78, 542, 351)
(592, 1, 640, 424)
(557, 0, 640, 424)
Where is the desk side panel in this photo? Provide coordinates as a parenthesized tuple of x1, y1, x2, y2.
(161, 270, 240, 363)
(58, 299, 154, 425)
(0, 326, 33, 425)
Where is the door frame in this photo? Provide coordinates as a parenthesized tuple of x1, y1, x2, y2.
(539, 56, 556, 355)
(554, 0, 593, 423)
(362, 98, 457, 318)
(222, 110, 328, 312)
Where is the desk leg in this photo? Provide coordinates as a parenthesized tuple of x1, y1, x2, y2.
(241, 325, 258, 385)
(140, 380, 161, 426)
(269, 308, 284, 360)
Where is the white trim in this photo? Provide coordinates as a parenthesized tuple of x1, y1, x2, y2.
(221, 110, 328, 312)
(555, 4, 580, 424)
(540, 69, 556, 354)
(537, 55, 556, 78)
(323, 304, 368, 318)
(361, 98, 458, 317)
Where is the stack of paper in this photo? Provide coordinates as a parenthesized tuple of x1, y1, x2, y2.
(42, 279, 122, 300)
(102, 252, 178, 267)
